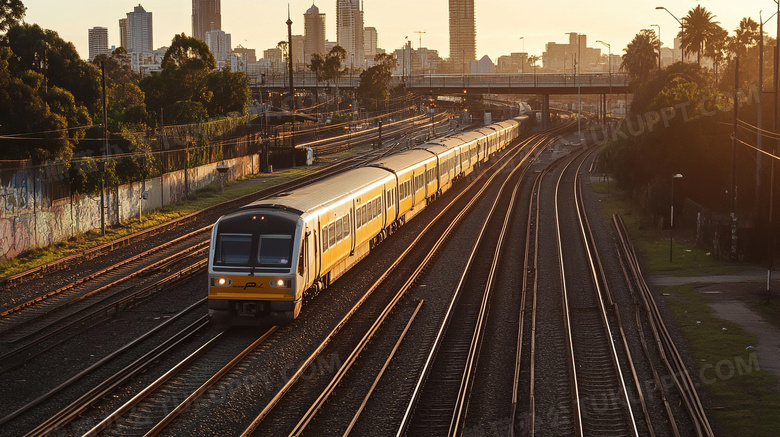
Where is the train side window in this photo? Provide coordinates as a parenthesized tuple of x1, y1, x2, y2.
(322, 226, 329, 252)
(342, 216, 350, 236)
(328, 223, 336, 246)
(361, 205, 367, 224)
(335, 218, 342, 241)
(356, 206, 362, 228)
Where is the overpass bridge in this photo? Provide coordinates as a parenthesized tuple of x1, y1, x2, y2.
(253, 73, 631, 128)
(254, 73, 629, 95)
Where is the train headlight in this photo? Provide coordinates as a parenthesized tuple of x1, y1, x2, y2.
(272, 278, 291, 288)
(210, 277, 232, 287)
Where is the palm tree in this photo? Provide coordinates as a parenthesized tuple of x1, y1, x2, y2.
(621, 29, 660, 82)
(704, 26, 729, 83)
(731, 17, 760, 57)
(681, 5, 721, 65)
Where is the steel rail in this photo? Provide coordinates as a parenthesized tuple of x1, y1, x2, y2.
(612, 215, 714, 436)
(343, 300, 424, 437)
(569, 149, 639, 436)
(397, 123, 576, 436)
(0, 299, 208, 429)
(242, 122, 553, 437)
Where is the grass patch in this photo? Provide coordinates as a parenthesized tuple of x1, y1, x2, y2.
(662, 284, 780, 436)
(593, 184, 747, 277)
(592, 178, 780, 435)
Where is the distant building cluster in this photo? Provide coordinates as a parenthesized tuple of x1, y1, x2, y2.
(85, 2, 620, 78)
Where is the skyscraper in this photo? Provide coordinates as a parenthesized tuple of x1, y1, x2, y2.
(337, 0, 364, 68)
(449, 0, 476, 71)
(304, 4, 326, 58)
(364, 27, 378, 59)
(124, 4, 153, 53)
(119, 18, 127, 49)
(206, 29, 231, 64)
(193, 0, 221, 42)
(88, 27, 109, 61)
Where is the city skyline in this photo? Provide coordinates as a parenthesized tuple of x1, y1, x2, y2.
(20, 0, 762, 66)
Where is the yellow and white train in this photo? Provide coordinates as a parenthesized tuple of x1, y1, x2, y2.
(207, 115, 531, 325)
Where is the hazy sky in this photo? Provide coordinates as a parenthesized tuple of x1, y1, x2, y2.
(19, 1, 767, 62)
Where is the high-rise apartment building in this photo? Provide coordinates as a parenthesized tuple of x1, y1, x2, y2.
(88, 27, 110, 61)
(542, 33, 602, 73)
(449, 0, 476, 71)
(364, 27, 378, 59)
(119, 19, 127, 49)
(206, 29, 231, 64)
(123, 4, 153, 53)
(337, 0, 364, 68)
(304, 4, 326, 58)
(193, 0, 221, 42)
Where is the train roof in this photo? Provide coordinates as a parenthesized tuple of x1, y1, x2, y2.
(243, 166, 394, 215)
(368, 149, 437, 172)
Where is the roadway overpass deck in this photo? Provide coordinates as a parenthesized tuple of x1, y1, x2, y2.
(254, 73, 631, 95)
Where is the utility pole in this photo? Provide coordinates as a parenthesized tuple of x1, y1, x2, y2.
(100, 60, 108, 236)
(287, 6, 296, 167)
(731, 56, 739, 259)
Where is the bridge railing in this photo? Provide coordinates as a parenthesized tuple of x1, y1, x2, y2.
(399, 73, 629, 89)
(254, 73, 630, 90)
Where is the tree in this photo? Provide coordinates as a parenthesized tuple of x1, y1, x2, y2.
(731, 17, 760, 57)
(681, 5, 721, 65)
(205, 67, 250, 116)
(142, 33, 217, 124)
(322, 45, 347, 87)
(3, 23, 102, 112)
(0, 47, 72, 161)
(705, 26, 729, 83)
(358, 53, 397, 111)
(621, 29, 660, 83)
(161, 33, 216, 71)
(0, 0, 25, 32)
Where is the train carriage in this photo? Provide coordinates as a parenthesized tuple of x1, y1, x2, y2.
(368, 149, 437, 222)
(208, 115, 531, 325)
(208, 166, 393, 324)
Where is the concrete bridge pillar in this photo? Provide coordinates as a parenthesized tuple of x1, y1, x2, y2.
(542, 94, 550, 129)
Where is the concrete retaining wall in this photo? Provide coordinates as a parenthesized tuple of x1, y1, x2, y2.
(0, 154, 260, 261)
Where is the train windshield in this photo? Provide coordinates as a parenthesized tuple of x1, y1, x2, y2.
(215, 233, 253, 265)
(213, 212, 297, 269)
(258, 235, 292, 266)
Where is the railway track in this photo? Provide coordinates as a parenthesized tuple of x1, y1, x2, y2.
(397, 127, 568, 436)
(553, 145, 639, 436)
(0, 118, 451, 436)
(613, 214, 714, 436)
(232, 124, 559, 436)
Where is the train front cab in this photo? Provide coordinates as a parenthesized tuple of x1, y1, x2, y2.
(208, 207, 305, 325)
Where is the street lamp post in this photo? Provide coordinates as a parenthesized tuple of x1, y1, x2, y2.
(651, 24, 661, 71)
(566, 32, 582, 140)
(595, 40, 611, 75)
(596, 40, 611, 124)
(519, 36, 525, 73)
(656, 6, 683, 63)
(670, 174, 683, 262)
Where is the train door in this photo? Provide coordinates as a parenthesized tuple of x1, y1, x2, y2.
(350, 202, 357, 256)
(314, 219, 322, 279)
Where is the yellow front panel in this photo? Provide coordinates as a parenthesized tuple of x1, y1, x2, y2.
(209, 275, 293, 301)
